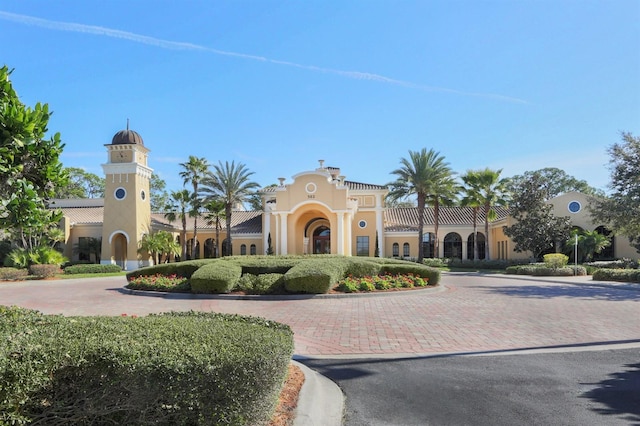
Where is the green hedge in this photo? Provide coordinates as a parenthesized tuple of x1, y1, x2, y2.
(28, 264, 61, 278)
(190, 261, 242, 293)
(64, 264, 123, 274)
(592, 268, 640, 283)
(221, 256, 300, 275)
(126, 259, 214, 281)
(506, 265, 587, 276)
(379, 263, 441, 285)
(344, 259, 382, 277)
(0, 307, 293, 425)
(284, 258, 349, 294)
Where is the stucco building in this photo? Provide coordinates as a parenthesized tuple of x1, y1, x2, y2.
(51, 128, 636, 269)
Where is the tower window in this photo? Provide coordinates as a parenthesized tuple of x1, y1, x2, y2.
(115, 187, 126, 200)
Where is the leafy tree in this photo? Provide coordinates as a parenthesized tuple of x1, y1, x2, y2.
(387, 148, 455, 262)
(462, 168, 508, 260)
(506, 167, 603, 200)
(0, 65, 67, 249)
(202, 198, 226, 258)
(179, 156, 210, 258)
(503, 174, 572, 259)
(590, 132, 640, 252)
(164, 189, 191, 260)
(54, 167, 104, 198)
(201, 161, 260, 257)
(150, 173, 170, 212)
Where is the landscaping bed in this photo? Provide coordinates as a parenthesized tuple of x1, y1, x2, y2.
(125, 255, 440, 295)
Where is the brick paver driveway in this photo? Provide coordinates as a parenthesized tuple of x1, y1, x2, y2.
(1, 273, 638, 357)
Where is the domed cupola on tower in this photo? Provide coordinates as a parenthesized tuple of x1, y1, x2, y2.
(101, 121, 153, 270)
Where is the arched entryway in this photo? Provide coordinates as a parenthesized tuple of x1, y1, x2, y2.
(313, 226, 331, 254)
(112, 233, 127, 269)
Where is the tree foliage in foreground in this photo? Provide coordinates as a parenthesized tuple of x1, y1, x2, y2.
(0, 65, 67, 249)
(590, 132, 640, 253)
(506, 167, 604, 200)
(503, 172, 572, 260)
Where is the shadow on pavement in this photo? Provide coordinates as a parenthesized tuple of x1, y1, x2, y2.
(472, 284, 640, 301)
(581, 362, 640, 423)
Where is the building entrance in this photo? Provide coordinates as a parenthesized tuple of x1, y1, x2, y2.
(313, 226, 331, 254)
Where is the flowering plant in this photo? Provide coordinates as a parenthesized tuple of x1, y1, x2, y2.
(336, 273, 428, 293)
(126, 274, 190, 292)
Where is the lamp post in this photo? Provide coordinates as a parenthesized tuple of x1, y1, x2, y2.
(574, 234, 578, 275)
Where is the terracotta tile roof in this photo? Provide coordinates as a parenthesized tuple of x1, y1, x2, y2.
(154, 211, 263, 234)
(384, 206, 510, 232)
(345, 180, 387, 191)
(58, 207, 105, 224)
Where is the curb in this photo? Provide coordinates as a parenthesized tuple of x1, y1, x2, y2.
(292, 360, 344, 426)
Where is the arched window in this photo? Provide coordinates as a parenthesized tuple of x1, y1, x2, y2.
(392, 243, 399, 257)
(403, 242, 410, 257)
(204, 238, 215, 258)
(186, 239, 200, 260)
(444, 233, 462, 259)
(250, 244, 256, 255)
(240, 244, 247, 255)
(466, 233, 486, 260)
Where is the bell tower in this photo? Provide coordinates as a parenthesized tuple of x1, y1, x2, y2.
(101, 124, 152, 270)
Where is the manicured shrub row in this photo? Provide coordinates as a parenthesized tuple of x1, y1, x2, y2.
(337, 273, 429, 292)
(444, 258, 531, 269)
(127, 274, 190, 292)
(0, 306, 294, 425)
(506, 265, 587, 276)
(592, 268, 640, 283)
(585, 259, 639, 270)
(126, 256, 441, 294)
(63, 264, 123, 274)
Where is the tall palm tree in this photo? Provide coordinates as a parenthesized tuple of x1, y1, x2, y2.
(179, 156, 210, 259)
(387, 148, 454, 262)
(461, 170, 484, 260)
(202, 198, 226, 258)
(472, 168, 509, 260)
(164, 189, 191, 260)
(200, 161, 260, 257)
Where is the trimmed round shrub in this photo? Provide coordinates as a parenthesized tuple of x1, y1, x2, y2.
(28, 264, 62, 278)
(191, 261, 242, 293)
(543, 253, 569, 268)
(284, 258, 349, 294)
(0, 307, 293, 425)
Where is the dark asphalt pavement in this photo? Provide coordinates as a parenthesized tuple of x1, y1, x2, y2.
(300, 348, 640, 426)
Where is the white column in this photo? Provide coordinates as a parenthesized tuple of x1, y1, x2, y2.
(336, 212, 345, 255)
(376, 194, 384, 257)
(345, 212, 353, 256)
(274, 213, 280, 255)
(279, 212, 289, 255)
(263, 212, 271, 255)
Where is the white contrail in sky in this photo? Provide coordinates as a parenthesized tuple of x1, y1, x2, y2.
(0, 10, 527, 104)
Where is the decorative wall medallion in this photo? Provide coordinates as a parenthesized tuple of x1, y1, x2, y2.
(305, 183, 317, 194)
(568, 201, 581, 213)
(115, 187, 126, 200)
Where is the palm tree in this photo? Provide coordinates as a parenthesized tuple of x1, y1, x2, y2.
(461, 170, 483, 260)
(138, 231, 180, 264)
(200, 161, 260, 257)
(473, 168, 509, 260)
(179, 156, 210, 259)
(387, 149, 454, 262)
(164, 189, 191, 260)
(202, 198, 226, 258)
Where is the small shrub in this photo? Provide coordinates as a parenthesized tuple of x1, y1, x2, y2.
(379, 263, 440, 286)
(236, 273, 285, 294)
(0, 267, 28, 281)
(335, 273, 429, 293)
(28, 264, 62, 278)
(543, 253, 569, 268)
(421, 258, 449, 268)
(64, 264, 122, 274)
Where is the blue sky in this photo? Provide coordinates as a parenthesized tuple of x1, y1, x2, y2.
(2, 1, 639, 193)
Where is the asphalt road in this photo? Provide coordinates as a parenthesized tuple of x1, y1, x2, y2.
(300, 348, 640, 426)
